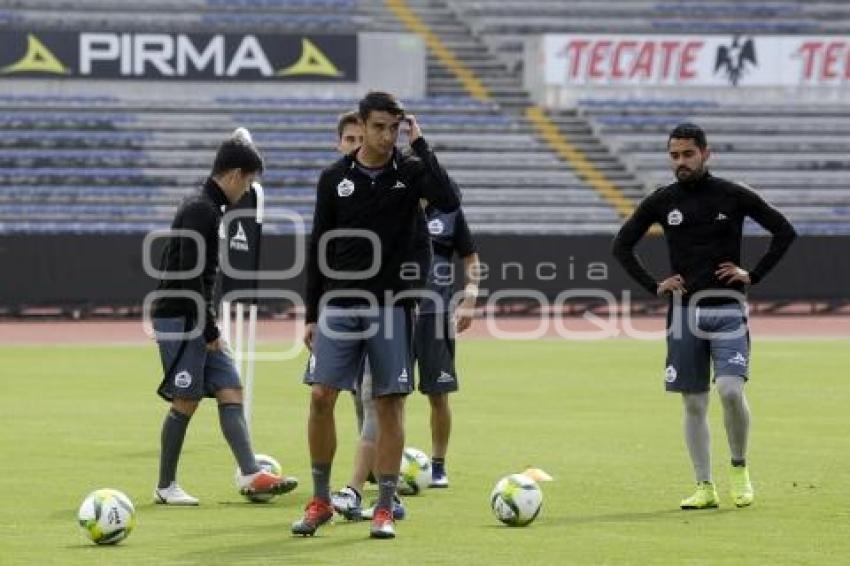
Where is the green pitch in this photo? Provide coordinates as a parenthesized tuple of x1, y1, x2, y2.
(2, 338, 849, 565)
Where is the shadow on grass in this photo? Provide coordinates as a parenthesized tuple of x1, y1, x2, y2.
(177, 530, 373, 563)
(63, 542, 131, 551)
(479, 507, 736, 530)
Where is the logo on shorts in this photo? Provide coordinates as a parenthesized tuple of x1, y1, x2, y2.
(337, 178, 355, 197)
(174, 370, 192, 388)
(665, 365, 678, 383)
(392, 180, 407, 190)
(728, 352, 748, 366)
(308, 354, 316, 374)
(437, 371, 455, 383)
(398, 368, 409, 383)
(428, 218, 445, 235)
(667, 209, 683, 226)
(716, 212, 728, 221)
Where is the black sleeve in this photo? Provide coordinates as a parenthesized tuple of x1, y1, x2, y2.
(410, 137, 461, 212)
(305, 170, 335, 324)
(453, 208, 476, 258)
(178, 202, 220, 343)
(738, 184, 797, 285)
(611, 194, 661, 296)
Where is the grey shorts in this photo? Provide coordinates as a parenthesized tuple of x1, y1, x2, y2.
(664, 303, 750, 393)
(414, 312, 458, 395)
(303, 350, 366, 392)
(303, 306, 414, 398)
(154, 317, 241, 402)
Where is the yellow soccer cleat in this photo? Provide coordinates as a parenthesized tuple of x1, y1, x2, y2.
(680, 481, 720, 510)
(730, 466, 755, 507)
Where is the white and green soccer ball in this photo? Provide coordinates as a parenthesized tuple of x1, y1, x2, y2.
(490, 474, 543, 527)
(77, 488, 136, 545)
(236, 453, 282, 503)
(398, 447, 431, 495)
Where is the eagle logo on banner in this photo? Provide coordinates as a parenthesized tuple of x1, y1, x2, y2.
(715, 36, 757, 87)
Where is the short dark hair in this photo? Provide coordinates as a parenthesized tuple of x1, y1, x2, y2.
(336, 110, 361, 140)
(212, 136, 264, 176)
(358, 91, 404, 122)
(668, 122, 707, 150)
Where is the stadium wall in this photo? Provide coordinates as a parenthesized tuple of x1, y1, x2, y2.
(1, 235, 844, 310)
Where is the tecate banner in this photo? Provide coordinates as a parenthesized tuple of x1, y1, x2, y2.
(542, 34, 850, 88)
(0, 31, 357, 81)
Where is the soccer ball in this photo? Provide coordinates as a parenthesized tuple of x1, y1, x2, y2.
(236, 453, 281, 503)
(490, 474, 543, 527)
(77, 489, 136, 545)
(397, 447, 431, 495)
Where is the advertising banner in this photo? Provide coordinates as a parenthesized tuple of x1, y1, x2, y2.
(0, 31, 357, 81)
(541, 34, 850, 88)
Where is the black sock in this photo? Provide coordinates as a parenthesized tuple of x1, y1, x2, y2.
(731, 458, 746, 468)
(158, 408, 191, 489)
(218, 403, 259, 475)
(377, 474, 398, 511)
(312, 463, 332, 501)
(432, 457, 445, 476)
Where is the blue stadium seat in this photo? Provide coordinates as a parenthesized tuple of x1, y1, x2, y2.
(206, 0, 356, 8)
(650, 20, 818, 33)
(0, 112, 136, 124)
(0, 94, 118, 104)
(233, 113, 514, 127)
(650, 2, 801, 17)
(578, 99, 719, 110)
(0, 150, 143, 160)
(0, 131, 151, 142)
(199, 12, 356, 28)
(215, 96, 496, 112)
(593, 115, 689, 126)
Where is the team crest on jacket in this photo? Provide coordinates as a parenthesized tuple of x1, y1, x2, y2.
(337, 178, 355, 197)
(428, 218, 444, 235)
(667, 209, 683, 226)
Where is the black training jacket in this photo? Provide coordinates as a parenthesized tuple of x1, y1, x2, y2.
(305, 138, 461, 323)
(152, 178, 226, 342)
(612, 172, 796, 304)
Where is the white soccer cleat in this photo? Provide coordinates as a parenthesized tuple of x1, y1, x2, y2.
(154, 482, 199, 506)
(331, 486, 363, 520)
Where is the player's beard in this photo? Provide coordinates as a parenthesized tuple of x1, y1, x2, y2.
(676, 163, 704, 182)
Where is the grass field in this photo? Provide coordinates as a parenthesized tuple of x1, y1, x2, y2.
(2, 338, 849, 565)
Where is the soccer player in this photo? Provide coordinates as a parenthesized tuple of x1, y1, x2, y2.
(150, 132, 298, 505)
(325, 111, 407, 521)
(612, 123, 796, 509)
(292, 91, 460, 539)
(413, 204, 480, 489)
(331, 115, 474, 518)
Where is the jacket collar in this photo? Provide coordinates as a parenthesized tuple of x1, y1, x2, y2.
(678, 169, 711, 189)
(203, 177, 230, 207)
(345, 146, 400, 174)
